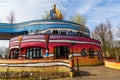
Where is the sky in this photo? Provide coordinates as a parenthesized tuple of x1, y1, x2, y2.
(0, 0, 120, 47)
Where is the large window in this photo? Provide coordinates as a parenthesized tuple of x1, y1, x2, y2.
(54, 46, 70, 59)
(26, 47, 43, 59)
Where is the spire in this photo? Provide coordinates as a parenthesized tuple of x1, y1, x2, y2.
(53, 4, 56, 10)
(53, 4, 56, 13)
(50, 4, 63, 20)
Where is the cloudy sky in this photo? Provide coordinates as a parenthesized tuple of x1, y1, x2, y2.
(0, 0, 120, 47)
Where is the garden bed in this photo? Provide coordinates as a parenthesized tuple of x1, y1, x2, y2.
(104, 58, 120, 69)
(0, 66, 69, 79)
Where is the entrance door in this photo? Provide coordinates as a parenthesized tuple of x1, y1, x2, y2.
(26, 47, 43, 59)
(54, 46, 70, 59)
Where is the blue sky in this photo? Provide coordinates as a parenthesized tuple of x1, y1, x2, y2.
(0, 0, 120, 47)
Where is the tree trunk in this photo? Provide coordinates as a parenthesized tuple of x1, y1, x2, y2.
(115, 49, 119, 62)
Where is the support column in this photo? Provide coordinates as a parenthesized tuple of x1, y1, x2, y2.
(44, 34, 50, 59)
(69, 55, 74, 77)
(18, 36, 23, 59)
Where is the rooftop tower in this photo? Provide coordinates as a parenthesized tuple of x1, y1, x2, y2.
(50, 4, 63, 20)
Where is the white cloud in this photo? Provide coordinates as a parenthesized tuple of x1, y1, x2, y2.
(85, 1, 120, 31)
(0, 0, 54, 23)
(77, 0, 103, 15)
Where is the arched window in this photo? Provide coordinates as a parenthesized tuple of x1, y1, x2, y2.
(80, 48, 87, 57)
(98, 51, 102, 60)
(88, 46, 95, 58)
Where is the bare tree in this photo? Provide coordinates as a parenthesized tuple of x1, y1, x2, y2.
(7, 11, 15, 24)
(116, 28, 120, 38)
(42, 11, 51, 20)
(70, 14, 86, 25)
(70, 14, 87, 37)
(107, 20, 113, 48)
(113, 25, 120, 61)
(0, 46, 7, 58)
(92, 21, 113, 57)
(61, 10, 66, 20)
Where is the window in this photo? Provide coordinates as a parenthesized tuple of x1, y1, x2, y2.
(29, 30, 35, 35)
(53, 30, 58, 34)
(88, 47, 95, 58)
(35, 30, 41, 34)
(77, 32, 82, 37)
(61, 32, 66, 35)
(54, 46, 70, 59)
(80, 48, 87, 57)
(26, 47, 44, 59)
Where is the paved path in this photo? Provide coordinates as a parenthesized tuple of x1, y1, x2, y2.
(55, 66, 120, 80)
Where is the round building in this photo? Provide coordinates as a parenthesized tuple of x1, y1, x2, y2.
(2, 5, 102, 65)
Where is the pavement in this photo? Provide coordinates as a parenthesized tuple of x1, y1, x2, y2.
(55, 65, 120, 80)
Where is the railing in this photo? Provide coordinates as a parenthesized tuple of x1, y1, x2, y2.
(0, 59, 74, 79)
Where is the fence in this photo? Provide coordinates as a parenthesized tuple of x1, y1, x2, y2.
(0, 59, 74, 79)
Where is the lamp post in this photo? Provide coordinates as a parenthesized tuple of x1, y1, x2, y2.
(44, 34, 50, 59)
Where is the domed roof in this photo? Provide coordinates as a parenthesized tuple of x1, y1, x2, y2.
(0, 19, 90, 37)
